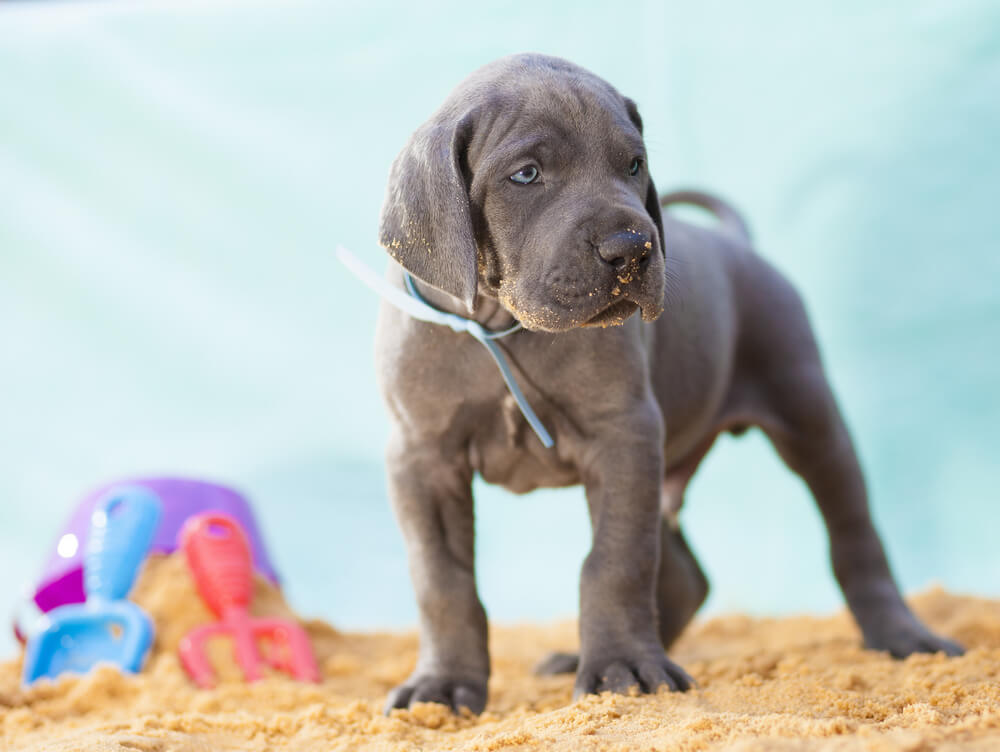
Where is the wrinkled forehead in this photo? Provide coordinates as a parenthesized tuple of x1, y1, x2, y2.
(458, 65, 643, 168)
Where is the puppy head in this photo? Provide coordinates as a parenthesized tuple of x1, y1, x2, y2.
(379, 53, 665, 332)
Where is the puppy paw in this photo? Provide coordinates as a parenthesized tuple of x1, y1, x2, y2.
(534, 651, 579, 675)
(384, 674, 488, 715)
(573, 651, 694, 699)
(865, 620, 964, 658)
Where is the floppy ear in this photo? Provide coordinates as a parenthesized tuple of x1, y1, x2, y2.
(624, 98, 666, 258)
(378, 111, 478, 313)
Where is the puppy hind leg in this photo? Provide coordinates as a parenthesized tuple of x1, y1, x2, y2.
(755, 330, 962, 658)
(656, 514, 709, 649)
(534, 651, 580, 676)
(654, 446, 713, 649)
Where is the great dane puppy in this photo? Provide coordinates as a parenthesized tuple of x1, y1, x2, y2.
(374, 53, 962, 714)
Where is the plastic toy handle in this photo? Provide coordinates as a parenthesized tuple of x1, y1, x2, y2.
(180, 513, 253, 620)
(85, 486, 162, 601)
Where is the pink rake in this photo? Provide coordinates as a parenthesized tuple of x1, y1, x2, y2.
(177, 512, 319, 688)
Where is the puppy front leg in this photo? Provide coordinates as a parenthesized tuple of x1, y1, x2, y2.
(383, 440, 489, 714)
(575, 412, 694, 699)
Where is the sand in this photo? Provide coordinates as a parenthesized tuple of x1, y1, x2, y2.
(2, 555, 999, 751)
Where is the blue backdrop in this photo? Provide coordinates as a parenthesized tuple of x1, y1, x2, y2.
(1, 0, 998, 659)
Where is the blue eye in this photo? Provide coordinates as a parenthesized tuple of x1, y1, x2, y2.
(510, 166, 539, 184)
(628, 157, 643, 176)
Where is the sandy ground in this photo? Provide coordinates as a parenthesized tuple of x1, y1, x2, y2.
(1, 555, 999, 751)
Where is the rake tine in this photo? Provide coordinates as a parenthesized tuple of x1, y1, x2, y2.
(179, 624, 222, 689)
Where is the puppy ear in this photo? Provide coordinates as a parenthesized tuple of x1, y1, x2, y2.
(378, 111, 478, 312)
(624, 98, 666, 258)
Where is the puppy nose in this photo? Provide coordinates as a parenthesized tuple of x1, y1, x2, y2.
(596, 230, 652, 269)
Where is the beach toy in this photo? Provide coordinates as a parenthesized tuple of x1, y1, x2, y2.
(17, 477, 279, 643)
(178, 512, 319, 688)
(22, 487, 162, 685)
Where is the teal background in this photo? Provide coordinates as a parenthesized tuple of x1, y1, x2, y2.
(1, 1, 998, 659)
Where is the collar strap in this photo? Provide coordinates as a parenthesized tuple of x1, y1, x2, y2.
(336, 247, 555, 448)
(403, 273, 523, 339)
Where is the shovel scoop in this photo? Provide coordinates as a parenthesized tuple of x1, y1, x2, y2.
(178, 512, 319, 688)
(22, 487, 162, 684)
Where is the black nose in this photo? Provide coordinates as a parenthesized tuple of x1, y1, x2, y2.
(596, 230, 653, 269)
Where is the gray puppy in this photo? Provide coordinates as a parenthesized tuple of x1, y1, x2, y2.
(373, 53, 962, 714)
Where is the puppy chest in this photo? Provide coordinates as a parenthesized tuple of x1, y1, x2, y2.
(468, 394, 578, 493)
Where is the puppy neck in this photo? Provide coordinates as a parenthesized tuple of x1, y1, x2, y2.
(406, 274, 520, 332)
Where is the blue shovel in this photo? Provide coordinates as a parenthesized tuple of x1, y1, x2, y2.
(23, 486, 162, 685)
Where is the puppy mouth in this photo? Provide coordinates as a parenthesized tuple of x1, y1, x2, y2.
(577, 249, 665, 328)
(500, 251, 665, 332)
(581, 298, 639, 328)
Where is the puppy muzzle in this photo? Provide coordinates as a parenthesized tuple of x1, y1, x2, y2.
(583, 230, 664, 327)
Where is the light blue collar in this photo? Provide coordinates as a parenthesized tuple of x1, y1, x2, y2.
(336, 247, 555, 448)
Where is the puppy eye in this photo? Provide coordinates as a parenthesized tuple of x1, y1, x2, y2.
(509, 166, 539, 185)
(628, 157, 643, 176)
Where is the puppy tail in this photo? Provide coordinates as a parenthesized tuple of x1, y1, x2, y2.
(659, 189, 752, 245)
